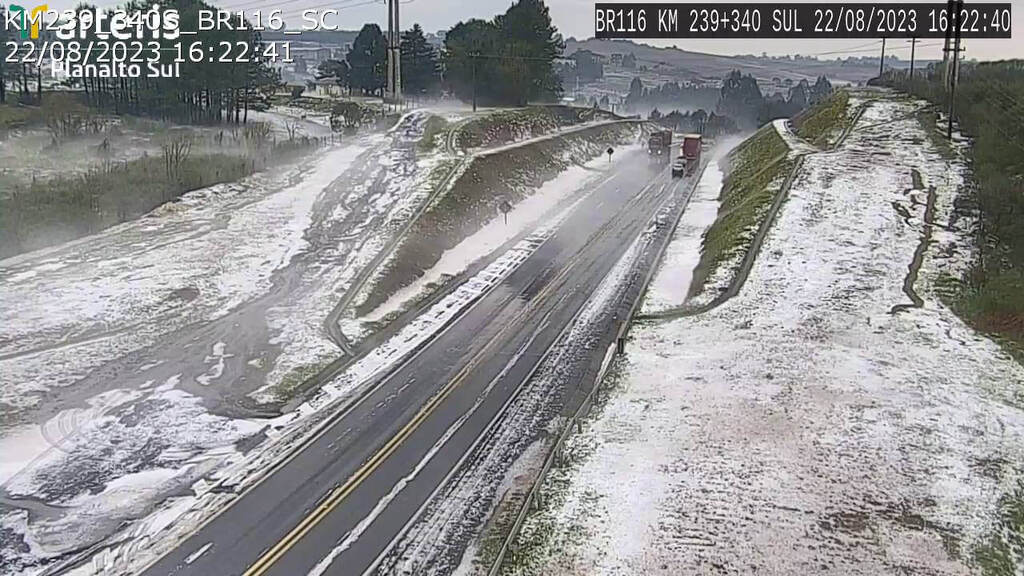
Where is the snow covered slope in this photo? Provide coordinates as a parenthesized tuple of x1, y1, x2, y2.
(509, 92, 1024, 575)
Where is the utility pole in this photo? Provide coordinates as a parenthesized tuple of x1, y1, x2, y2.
(909, 37, 916, 79)
(385, 0, 402, 104)
(386, 0, 393, 102)
(878, 37, 886, 79)
(947, 0, 963, 139)
(471, 54, 478, 112)
(942, 0, 956, 89)
(394, 0, 401, 103)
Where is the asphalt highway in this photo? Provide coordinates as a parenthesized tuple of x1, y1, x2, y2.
(139, 151, 690, 576)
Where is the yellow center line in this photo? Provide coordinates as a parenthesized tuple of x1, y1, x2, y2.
(242, 174, 663, 576)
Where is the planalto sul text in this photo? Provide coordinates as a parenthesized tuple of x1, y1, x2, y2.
(51, 60, 181, 79)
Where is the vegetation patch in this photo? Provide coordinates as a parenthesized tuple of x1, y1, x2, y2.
(883, 61, 1024, 359)
(417, 115, 450, 153)
(972, 481, 1024, 575)
(0, 104, 38, 131)
(689, 123, 794, 298)
(355, 121, 638, 316)
(0, 134, 322, 259)
(500, 359, 628, 575)
(271, 358, 335, 401)
(793, 90, 850, 147)
(268, 94, 336, 114)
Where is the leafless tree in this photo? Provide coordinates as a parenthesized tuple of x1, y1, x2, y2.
(161, 135, 193, 182)
(284, 119, 304, 141)
(244, 121, 272, 150)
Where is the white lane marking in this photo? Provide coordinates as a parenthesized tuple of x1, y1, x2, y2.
(306, 408, 466, 576)
(308, 310, 554, 576)
(184, 542, 213, 565)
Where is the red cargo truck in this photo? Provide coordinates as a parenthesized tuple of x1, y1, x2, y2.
(671, 134, 702, 178)
(682, 134, 702, 175)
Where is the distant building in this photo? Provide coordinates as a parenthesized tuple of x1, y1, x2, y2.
(610, 53, 624, 66)
(313, 79, 343, 98)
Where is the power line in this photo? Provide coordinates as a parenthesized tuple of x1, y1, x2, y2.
(278, 0, 382, 19)
(808, 41, 942, 58)
(278, 0, 414, 21)
(217, 0, 371, 13)
(807, 40, 882, 57)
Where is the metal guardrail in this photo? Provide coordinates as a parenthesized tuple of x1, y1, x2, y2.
(486, 163, 706, 575)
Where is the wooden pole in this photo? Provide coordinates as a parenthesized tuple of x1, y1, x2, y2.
(909, 37, 916, 79)
(878, 37, 886, 78)
(947, 0, 963, 139)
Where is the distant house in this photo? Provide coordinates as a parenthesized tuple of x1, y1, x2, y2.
(610, 53, 624, 66)
(313, 78, 343, 98)
(281, 83, 306, 98)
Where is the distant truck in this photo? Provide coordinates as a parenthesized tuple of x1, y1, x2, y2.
(647, 130, 673, 162)
(672, 134, 703, 177)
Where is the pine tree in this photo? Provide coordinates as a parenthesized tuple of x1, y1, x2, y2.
(400, 24, 440, 96)
(495, 0, 564, 105)
(443, 0, 563, 106)
(348, 24, 387, 96)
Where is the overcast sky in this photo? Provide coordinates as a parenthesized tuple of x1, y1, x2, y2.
(65, 0, 1023, 61)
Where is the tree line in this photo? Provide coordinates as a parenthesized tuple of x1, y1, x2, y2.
(637, 70, 833, 138)
(317, 0, 564, 107)
(625, 78, 720, 115)
(716, 70, 833, 129)
(317, 23, 440, 97)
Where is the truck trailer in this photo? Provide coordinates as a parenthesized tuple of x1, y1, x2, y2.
(647, 130, 673, 163)
(680, 134, 703, 176)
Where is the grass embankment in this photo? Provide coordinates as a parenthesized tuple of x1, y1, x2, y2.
(452, 105, 619, 151)
(688, 123, 794, 298)
(355, 121, 638, 316)
(793, 90, 850, 147)
(883, 63, 1024, 361)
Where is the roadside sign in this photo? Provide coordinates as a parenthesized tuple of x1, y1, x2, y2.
(607, 147, 614, 162)
(499, 200, 512, 224)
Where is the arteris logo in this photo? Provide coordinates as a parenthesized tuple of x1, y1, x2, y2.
(6, 4, 48, 40)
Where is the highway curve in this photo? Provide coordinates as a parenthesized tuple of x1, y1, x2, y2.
(139, 151, 691, 576)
